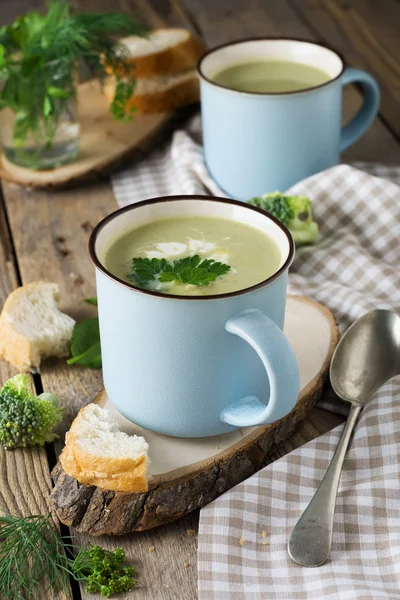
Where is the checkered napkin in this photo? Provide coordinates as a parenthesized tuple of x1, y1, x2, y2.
(111, 117, 400, 600)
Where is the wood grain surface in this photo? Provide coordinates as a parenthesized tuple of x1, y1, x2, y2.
(0, 0, 399, 598)
(0, 194, 72, 600)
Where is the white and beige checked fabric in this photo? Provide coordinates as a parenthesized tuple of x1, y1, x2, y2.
(198, 379, 400, 600)
(111, 117, 400, 600)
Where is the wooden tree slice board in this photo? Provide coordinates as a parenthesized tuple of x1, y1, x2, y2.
(0, 81, 170, 189)
(51, 295, 339, 536)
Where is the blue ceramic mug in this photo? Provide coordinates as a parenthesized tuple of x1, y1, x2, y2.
(198, 38, 380, 199)
(90, 196, 300, 438)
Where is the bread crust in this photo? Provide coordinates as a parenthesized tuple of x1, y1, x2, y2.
(112, 29, 205, 78)
(0, 281, 59, 372)
(105, 74, 200, 114)
(60, 406, 149, 493)
(0, 311, 38, 371)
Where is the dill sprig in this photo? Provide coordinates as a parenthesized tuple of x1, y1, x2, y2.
(0, 513, 138, 599)
(0, 1, 147, 150)
(0, 514, 70, 599)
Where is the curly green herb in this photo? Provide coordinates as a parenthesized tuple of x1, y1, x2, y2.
(129, 255, 231, 289)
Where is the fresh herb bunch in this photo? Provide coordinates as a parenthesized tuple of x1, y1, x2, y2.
(0, 513, 137, 599)
(71, 544, 137, 597)
(0, 1, 147, 150)
(0, 514, 69, 600)
(129, 255, 231, 289)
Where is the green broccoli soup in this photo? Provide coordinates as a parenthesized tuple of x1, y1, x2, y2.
(103, 215, 282, 296)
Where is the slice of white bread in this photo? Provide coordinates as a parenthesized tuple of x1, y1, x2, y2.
(60, 403, 149, 493)
(115, 28, 205, 78)
(105, 69, 200, 114)
(0, 281, 75, 372)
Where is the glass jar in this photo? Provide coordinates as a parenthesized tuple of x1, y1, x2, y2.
(0, 61, 80, 170)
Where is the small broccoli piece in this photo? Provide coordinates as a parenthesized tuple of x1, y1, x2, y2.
(0, 374, 63, 449)
(248, 191, 318, 245)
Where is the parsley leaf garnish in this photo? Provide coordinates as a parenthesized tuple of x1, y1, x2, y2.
(130, 257, 167, 285)
(128, 255, 231, 289)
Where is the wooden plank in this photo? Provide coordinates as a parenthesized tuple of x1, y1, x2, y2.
(2, 182, 107, 441)
(70, 0, 188, 29)
(181, 0, 400, 163)
(289, 0, 400, 139)
(0, 192, 71, 600)
(0, 0, 45, 25)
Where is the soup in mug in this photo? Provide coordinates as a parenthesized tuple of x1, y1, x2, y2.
(103, 215, 282, 296)
(212, 59, 330, 93)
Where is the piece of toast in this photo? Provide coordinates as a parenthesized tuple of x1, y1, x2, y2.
(105, 69, 200, 114)
(0, 281, 75, 372)
(59, 403, 149, 493)
(115, 28, 205, 78)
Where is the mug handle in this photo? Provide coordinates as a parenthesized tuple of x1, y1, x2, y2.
(340, 67, 380, 152)
(220, 309, 300, 427)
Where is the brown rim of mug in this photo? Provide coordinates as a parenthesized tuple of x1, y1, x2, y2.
(89, 195, 295, 301)
(197, 37, 346, 96)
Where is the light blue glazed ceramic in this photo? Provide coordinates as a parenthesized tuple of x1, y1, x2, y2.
(198, 38, 380, 200)
(90, 196, 300, 438)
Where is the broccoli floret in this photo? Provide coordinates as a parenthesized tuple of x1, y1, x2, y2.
(0, 374, 63, 449)
(248, 191, 318, 246)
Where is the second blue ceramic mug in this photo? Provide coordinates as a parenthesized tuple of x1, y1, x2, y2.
(198, 38, 380, 199)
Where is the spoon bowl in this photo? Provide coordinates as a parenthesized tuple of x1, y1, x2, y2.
(330, 309, 400, 405)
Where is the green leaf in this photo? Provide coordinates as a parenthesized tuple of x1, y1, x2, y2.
(67, 341, 102, 369)
(109, 78, 135, 121)
(67, 317, 102, 369)
(129, 257, 166, 284)
(48, 86, 70, 98)
(43, 95, 52, 117)
(10, 17, 29, 49)
(13, 110, 30, 146)
(21, 55, 42, 76)
(84, 297, 98, 306)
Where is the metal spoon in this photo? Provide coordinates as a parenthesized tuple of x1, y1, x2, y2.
(288, 309, 400, 567)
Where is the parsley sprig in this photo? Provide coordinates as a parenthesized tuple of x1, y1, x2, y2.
(129, 255, 231, 289)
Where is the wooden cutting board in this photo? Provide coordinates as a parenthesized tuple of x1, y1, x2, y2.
(51, 295, 339, 536)
(0, 81, 170, 189)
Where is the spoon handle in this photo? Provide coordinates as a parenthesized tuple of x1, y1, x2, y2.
(288, 403, 362, 567)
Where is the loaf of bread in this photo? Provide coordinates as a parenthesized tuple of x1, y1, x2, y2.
(106, 28, 204, 114)
(59, 403, 149, 493)
(0, 281, 75, 372)
(115, 28, 205, 78)
(105, 69, 200, 114)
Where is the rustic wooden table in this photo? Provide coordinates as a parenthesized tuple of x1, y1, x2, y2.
(0, 1, 399, 598)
